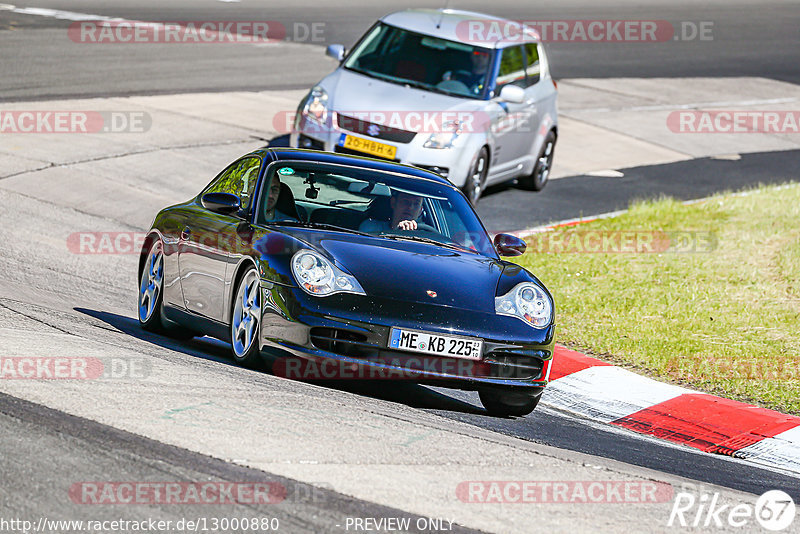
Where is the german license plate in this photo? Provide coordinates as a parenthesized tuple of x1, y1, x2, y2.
(389, 328, 483, 360)
(339, 134, 397, 160)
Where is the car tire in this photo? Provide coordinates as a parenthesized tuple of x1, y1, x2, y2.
(462, 147, 489, 205)
(138, 240, 195, 339)
(519, 131, 556, 191)
(230, 267, 262, 368)
(479, 388, 542, 417)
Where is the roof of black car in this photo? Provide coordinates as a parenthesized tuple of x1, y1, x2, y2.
(247, 147, 452, 186)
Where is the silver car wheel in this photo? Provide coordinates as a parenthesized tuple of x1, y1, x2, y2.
(232, 269, 261, 358)
(464, 148, 488, 205)
(138, 242, 163, 323)
(535, 140, 554, 186)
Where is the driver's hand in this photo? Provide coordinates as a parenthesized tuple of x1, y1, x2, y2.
(397, 220, 418, 231)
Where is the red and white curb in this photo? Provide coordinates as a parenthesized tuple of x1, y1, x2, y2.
(543, 345, 800, 475)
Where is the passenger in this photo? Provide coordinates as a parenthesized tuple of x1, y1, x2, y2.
(263, 177, 297, 222)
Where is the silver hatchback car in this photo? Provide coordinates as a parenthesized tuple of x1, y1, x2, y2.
(290, 8, 558, 204)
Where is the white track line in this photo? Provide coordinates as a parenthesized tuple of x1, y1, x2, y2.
(1, 5, 289, 46)
(567, 97, 798, 114)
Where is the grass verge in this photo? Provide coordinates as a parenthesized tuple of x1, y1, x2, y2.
(514, 183, 800, 414)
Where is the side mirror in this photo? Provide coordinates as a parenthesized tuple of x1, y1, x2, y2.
(494, 233, 527, 256)
(325, 44, 345, 62)
(201, 192, 241, 214)
(498, 85, 525, 104)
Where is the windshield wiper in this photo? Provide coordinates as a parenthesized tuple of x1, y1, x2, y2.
(378, 233, 466, 252)
(268, 220, 372, 237)
(346, 66, 444, 94)
(345, 65, 383, 81)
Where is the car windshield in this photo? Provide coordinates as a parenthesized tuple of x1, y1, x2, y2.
(257, 161, 497, 257)
(343, 22, 493, 99)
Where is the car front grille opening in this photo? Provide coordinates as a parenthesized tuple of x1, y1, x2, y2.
(336, 114, 417, 144)
(309, 330, 548, 381)
(483, 350, 549, 380)
(309, 327, 376, 358)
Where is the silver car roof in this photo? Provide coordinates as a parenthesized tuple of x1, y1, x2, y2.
(380, 8, 540, 49)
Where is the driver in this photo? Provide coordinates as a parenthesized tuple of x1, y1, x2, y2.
(359, 191, 425, 233)
(441, 49, 491, 95)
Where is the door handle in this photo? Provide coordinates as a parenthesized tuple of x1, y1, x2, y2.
(181, 227, 191, 240)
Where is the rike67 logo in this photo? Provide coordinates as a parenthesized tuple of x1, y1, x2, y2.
(668, 490, 795, 531)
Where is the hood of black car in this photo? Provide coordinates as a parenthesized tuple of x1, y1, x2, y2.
(277, 228, 503, 311)
(323, 235, 502, 311)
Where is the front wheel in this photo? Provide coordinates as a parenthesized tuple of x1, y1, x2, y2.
(461, 147, 489, 205)
(518, 132, 556, 191)
(230, 267, 262, 368)
(479, 388, 542, 417)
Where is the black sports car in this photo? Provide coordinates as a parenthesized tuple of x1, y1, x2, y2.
(138, 148, 555, 416)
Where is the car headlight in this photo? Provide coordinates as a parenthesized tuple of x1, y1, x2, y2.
(423, 120, 462, 149)
(299, 85, 329, 125)
(495, 282, 552, 328)
(291, 249, 365, 297)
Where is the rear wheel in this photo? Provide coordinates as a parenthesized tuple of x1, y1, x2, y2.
(461, 147, 489, 205)
(230, 267, 262, 368)
(138, 241, 165, 332)
(137, 240, 195, 339)
(479, 388, 542, 417)
(519, 132, 556, 191)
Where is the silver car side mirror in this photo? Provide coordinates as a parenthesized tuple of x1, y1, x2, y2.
(498, 85, 525, 104)
(325, 44, 345, 62)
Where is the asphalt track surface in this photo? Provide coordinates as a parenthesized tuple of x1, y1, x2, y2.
(0, 392, 479, 534)
(3, 0, 800, 531)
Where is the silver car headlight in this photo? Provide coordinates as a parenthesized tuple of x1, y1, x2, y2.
(291, 249, 365, 297)
(495, 282, 552, 328)
(423, 120, 461, 149)
(299, 85, 329, 125)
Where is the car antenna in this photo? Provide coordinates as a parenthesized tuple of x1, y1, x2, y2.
(435, 0, 450, 29)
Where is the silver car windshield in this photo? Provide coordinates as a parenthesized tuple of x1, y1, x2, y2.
(343, 23, 493, 99)
(258, 161, 497, 257)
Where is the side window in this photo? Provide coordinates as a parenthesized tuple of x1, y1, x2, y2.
(524, 43, 541, 87)
(204, 157, 261, 211)
(495, 46, 526, 91)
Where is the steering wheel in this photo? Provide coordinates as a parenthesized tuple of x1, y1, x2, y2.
(435, 79, 470, 94)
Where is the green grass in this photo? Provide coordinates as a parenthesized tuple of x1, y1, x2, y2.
(515, 183, 800, 414)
